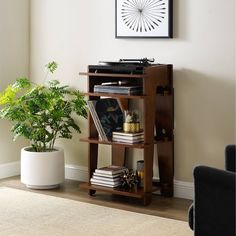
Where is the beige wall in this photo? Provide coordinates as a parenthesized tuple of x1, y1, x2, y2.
(29, 0, 235, 182)
(0, 0, 29, 164)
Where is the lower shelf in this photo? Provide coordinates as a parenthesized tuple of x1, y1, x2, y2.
(80, 182, 160, 199)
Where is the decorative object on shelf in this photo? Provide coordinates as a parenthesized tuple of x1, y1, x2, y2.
(137, 160, 144, 187)
(120, 169, 139, 190)
(123, 110, 140, 133)
(115, 0, 173, 38)
(0, 62, 87, 189)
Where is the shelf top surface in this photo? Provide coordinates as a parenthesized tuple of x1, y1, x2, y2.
(80, 137, 153, 148)
(82, 92, 146, 99)
(79, 72, 144, 78)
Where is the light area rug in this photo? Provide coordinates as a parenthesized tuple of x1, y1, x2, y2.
(0, 187, 193, 236)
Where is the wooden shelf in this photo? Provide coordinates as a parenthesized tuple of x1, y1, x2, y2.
(80, 64, 174, 205)
(80, 182, 161, 199)
(80, 183, 143, 198)
(80, 137, 172, 148)
(79, 72, 144, 78)
(82, 92, 172, 99)
(80, 137, 152, 148)
(82, 92, 146, 99)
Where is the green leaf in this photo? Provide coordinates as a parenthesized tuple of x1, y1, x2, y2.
(13, 78, 31, 89)
(47, 80, 60, 87)
(46, 61, 58, 73)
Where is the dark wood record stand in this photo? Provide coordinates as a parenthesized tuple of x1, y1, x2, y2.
(79, 63, 174, 205)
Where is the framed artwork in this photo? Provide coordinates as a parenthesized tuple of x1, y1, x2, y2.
(115, 0, 173, 38)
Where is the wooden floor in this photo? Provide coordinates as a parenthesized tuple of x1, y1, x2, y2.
(0, 176, 192, 222)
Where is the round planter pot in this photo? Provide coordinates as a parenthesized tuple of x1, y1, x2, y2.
(21, 147, 65, 189)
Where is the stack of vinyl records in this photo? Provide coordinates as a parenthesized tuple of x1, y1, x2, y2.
(90, 165, 127, 188)
(112, 131, 144, 144)
(87, 98, 124, 141)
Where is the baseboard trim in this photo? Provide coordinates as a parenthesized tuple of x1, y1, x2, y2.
(0, 161, 20, 179)
(65, 164, 88, 182)
(174, 180, 194, 200)
(0, 162, 193, 200)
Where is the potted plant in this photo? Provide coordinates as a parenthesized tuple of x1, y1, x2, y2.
(0, 62, 87, 189)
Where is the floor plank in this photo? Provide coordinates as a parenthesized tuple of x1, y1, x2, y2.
(0, 176, 192, 221)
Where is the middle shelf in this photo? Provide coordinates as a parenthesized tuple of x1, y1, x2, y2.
(80, 137, 172, 148)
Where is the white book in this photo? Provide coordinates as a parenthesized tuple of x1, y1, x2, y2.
(92, 175, 121, 182)
(95, 165, 127, 175)
(112, 134, 144, 140)
(112, 131, 144, 137)
(90, 179, 121, 187)
(93, 172, 122, 178)
(90, 178, 120, 185)
(112, 138, 144, 144)
(90, 182, 121, 188)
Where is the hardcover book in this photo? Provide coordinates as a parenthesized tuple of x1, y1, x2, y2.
(92, 172, 122, 178)
(112, 135, 144, 140)
(112, 130, 144, 143)
(112, 130, 144, 137)
(112, 137, 144, 144)
(95, 165, 127, 175)
(92, 175, 121, 183)
(90, 180, 121, 188)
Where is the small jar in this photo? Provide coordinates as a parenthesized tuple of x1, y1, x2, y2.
(123, 110, 140, 133)
(137, 160, 144, 187)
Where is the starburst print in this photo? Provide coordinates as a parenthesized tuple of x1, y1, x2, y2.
(121, 0, 166, 32)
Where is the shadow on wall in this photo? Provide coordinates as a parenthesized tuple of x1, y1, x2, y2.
(0, 120, 28, 164)
(174, 69, 235, 179)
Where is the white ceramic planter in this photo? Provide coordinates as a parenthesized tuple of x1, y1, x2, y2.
(21, 147, 65, 189)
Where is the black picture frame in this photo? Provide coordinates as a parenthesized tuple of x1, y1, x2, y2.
(115, 0, 173, 38)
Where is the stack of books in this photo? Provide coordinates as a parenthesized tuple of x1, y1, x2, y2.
(90, 165, 127, 188)
(94, 85, 143, 95)
(112, 131, 144, 143)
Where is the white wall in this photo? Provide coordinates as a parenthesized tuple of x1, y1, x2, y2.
(0, 0, 29, 164)
(30, 0, 235, 182)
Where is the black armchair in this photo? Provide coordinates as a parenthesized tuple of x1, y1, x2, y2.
(188, 145, 236, 236)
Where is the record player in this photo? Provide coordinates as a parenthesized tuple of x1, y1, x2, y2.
(89, 58, 159, 74)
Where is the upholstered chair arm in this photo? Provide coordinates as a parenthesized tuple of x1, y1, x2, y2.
(193, 166, 235, 236)
(225, 145, 236, 172)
